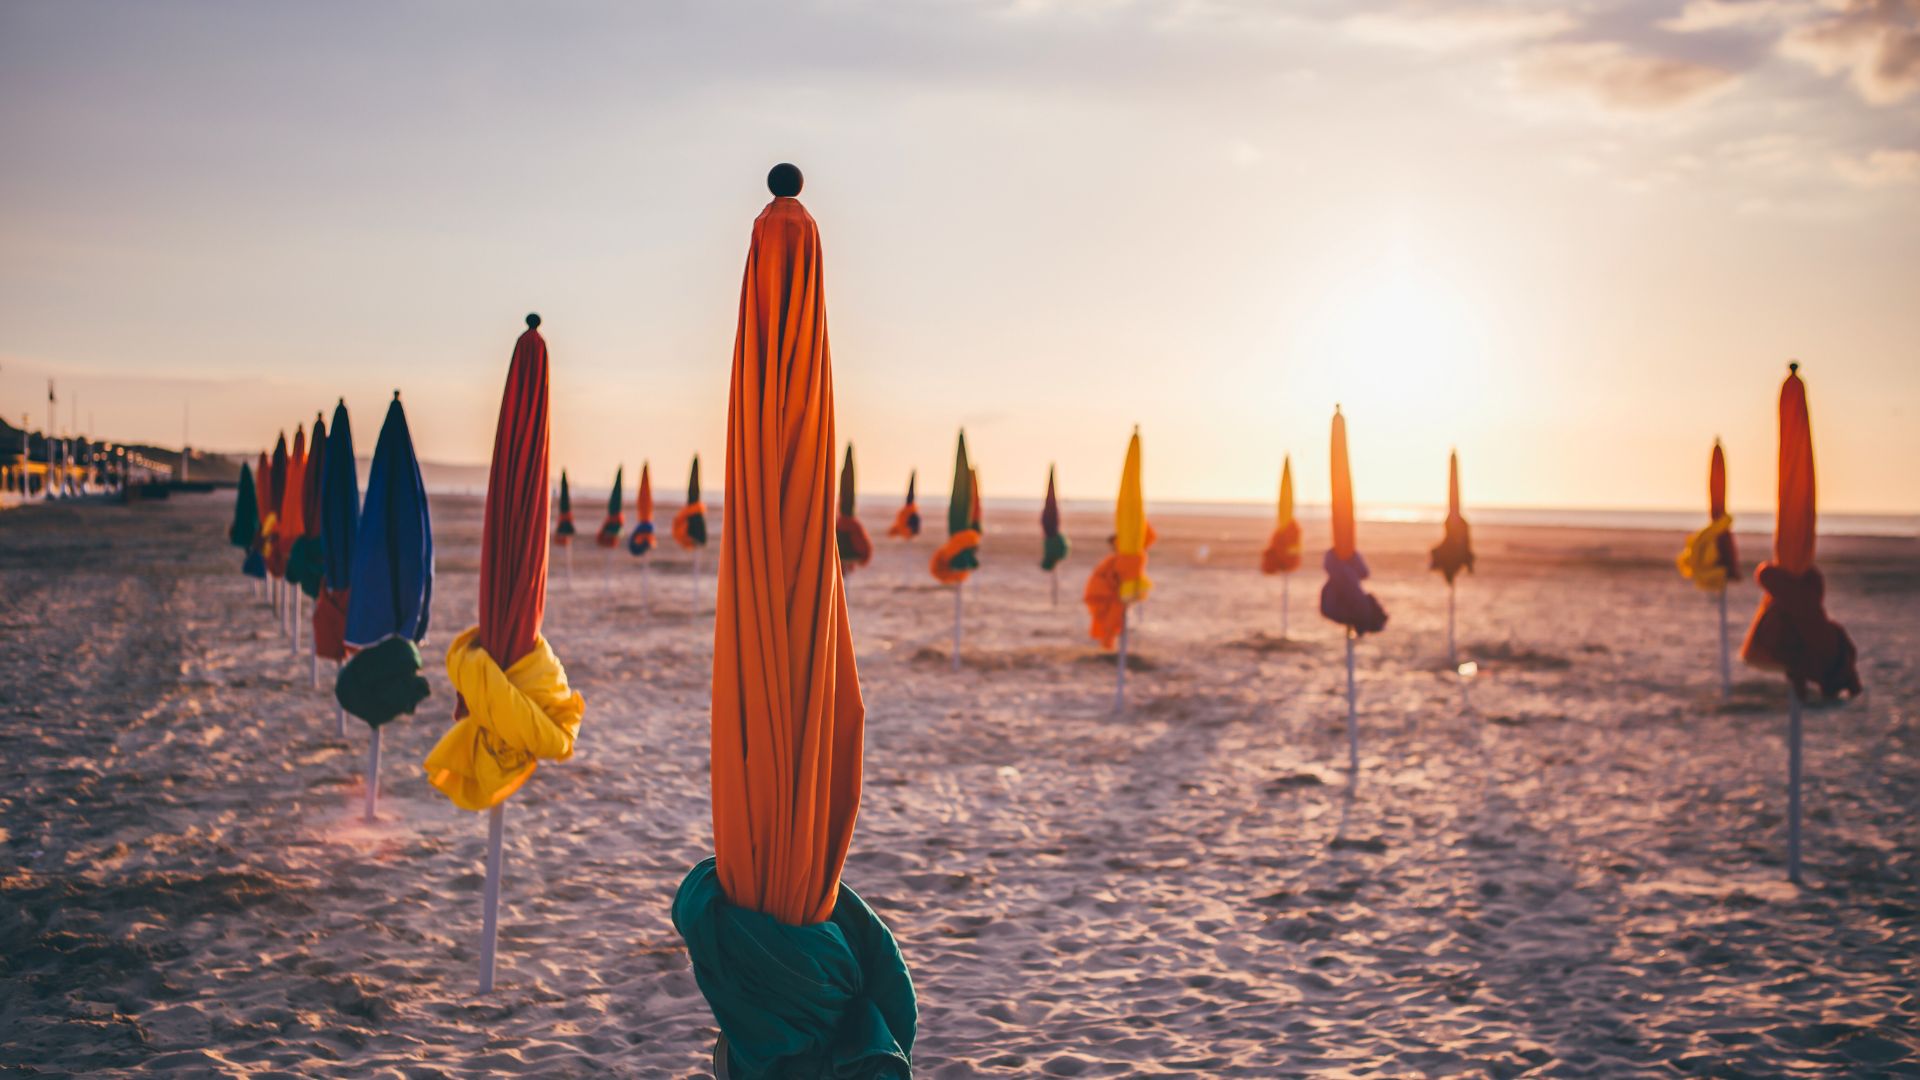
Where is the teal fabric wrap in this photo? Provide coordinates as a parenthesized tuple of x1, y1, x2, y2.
(334, 636, 430, 729)
(1041, 532, 1070, 572)
(672, 858, 916, 1080)
(287, 535, 327, 598)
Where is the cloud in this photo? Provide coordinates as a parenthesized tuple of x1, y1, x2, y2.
(1344, 3, 1577, 49)
(1834, 146, 1920, 183)
(1779, 0, 1920, 104)
(1515, 41, 1742, 110)
(1661, 0, 1809, 33)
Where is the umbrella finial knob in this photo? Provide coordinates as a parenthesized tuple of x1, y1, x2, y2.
(768, 163, 803, 197)
(526, 313, 541, 329)
(393, 389, 401, 400)
(1788, 360, 1799, 374)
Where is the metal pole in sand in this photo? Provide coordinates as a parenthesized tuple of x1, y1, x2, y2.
(335, 660, 346, 738)
(639, 557, 648, 612)
(1787, 692, 1803, 884)
(1345, 629, 1359, 775)
(479, 803, 506, 992)
(565, 545, 574, 590)
(693, 548, 702, 620)
(291, 590, 302, 658)
(951, 584, 964, 672)
(1282, 574, 1290, 640)
(364, 725, 382, 823)
(309, 648, 317, 690)
(1115, 605, 1129, 713)
(1447, 582, 1457, 669)
(1051, 566, 1059, 609)
(1728, 588, 1743, 699)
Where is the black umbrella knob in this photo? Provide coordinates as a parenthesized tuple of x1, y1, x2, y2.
(526, 313, 541, 329)
(768, 163, 803, 197)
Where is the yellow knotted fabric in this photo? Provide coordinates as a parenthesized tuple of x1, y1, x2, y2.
(1677, 514, 1734, 591)
(424, 626, 585, 811)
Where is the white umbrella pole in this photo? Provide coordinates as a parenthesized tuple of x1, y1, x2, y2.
(1787, 692, 1803, 884)
(1051, 567, 1059, 609)
(479, 803, 506, 993)
(309, 649, 317, 689)
(334, 660, 345, 738)
(565, 544, 574, 590)
(1447, 581, 1457, 668)
(292, 590, 302, 657)
(1728, 584, 1743, 691)
(364, 724, 381, 823)
(1282, 574, 1290, 639)
(1345, 630, 1359, 774)
(951, 583, 964, 672)
(640, 556, 648, 612)
(1115, 605, 1129, 713)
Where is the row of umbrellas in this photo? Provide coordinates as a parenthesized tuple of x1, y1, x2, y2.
(214, 165, 1861, 1077)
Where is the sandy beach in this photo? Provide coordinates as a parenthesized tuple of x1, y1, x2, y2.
(2, 492, 1916, 1077)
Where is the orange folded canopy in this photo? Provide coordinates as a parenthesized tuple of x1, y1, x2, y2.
(710, 185, 865, 927)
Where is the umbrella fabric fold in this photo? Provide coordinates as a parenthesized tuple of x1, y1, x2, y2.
(888, 471, 920, 539)
(229, 463, 259, 550)
(597, 466, 625, 548)
(674, 858, 914, 1080)
(314, 400, 360, 662)
(1677, 440, 1737, 591)
(337, 393, 435, 726)
(1261, 456, 1302, 575)
(1740, 368, 1860, 700)
(929, 433, 979, 583)
(554, 471, 576, 546)
(676, 179, 913, 1079)
(1320, 408, 1387, 634)
(288, 415, 329, 598)
(425, 315, 583, 804)
(628, 462, 656, 555)
(1430, 450, 1474, 584)
(673, 456, 708, 549)
(264, 434, 290, 577)
(1040, 465, 1069, 571)
(836, 446, 873, 572)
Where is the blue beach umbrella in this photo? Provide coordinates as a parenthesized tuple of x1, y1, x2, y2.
(337, 392, 434, 729)
(314, 398, 362, 726)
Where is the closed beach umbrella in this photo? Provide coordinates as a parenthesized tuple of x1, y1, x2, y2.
(1740, 363, 1861, 882)
(672, 456, 708, 549)
(277, 424, 309, 649)
(336, 392, 435, 819)
(288, 414, 328, 600)
(230, 462, 260, 552)
(1260, 455, 1302, 637)
(554, 470, 576, 545)
(245, 451, 271, 583)
(628, 462, 656, 555)
(424, 314, 584, 991)
(1429, 450, 1474, 665)
(1678, 439, 1738, 695)
(314, 400, 360, 733)
(836, 445, 873, 572)
(597, 466, 625, 548)
(930, 432, 981, 670)
(1084, 430, 1152, 710)
(265, 432, 289, 581)
(1041, 464, 1069, 571)
(673, 455, 710, 615)
(672, 165, 913, 1080)
(888, 470, 920, 539)
(1320, 406, 1387, 775)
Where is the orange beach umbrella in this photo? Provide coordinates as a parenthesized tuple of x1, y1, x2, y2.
(672, 166, 914, 1079)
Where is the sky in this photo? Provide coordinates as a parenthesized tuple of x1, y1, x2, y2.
(2, 0, 1917, 514)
